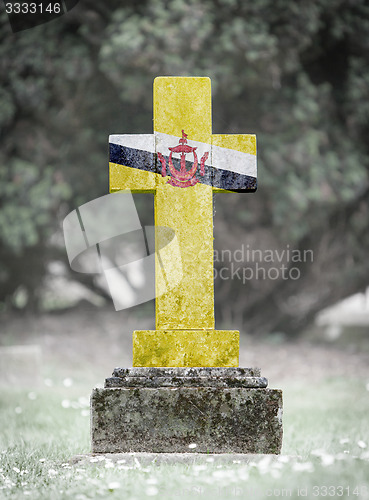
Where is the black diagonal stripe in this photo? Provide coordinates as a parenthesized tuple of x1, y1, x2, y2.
(110, 143, 155, 172)
(213, 167, 257, 192)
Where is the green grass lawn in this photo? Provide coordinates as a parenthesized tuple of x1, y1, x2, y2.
(1, 377, 369, 499)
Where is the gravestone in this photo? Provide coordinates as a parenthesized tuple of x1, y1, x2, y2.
(91, 77, 283, 453)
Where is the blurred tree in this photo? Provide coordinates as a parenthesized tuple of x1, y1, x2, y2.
(0, 0, 368, 334)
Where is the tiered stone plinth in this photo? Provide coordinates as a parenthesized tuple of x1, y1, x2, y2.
(91, 368, 283, 454)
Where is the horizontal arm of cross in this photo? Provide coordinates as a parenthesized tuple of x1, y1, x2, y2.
(109, 132, 256, 193)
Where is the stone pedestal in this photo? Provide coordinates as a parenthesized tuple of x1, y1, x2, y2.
(91, 368, 283, 454)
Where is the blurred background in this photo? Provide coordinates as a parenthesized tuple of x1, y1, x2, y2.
(1, 0, 369, 384)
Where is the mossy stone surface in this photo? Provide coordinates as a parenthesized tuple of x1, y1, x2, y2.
(105, 367, 267, 388)
(91, 383, 282, 454)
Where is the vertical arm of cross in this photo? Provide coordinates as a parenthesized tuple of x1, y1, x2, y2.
(153, 77, 215, 330)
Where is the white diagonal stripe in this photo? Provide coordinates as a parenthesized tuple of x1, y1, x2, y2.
(109, 134, 155, 153)
(212, 144, 256, 177)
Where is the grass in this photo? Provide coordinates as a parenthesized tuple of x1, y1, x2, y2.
(0, 377, 369, 499)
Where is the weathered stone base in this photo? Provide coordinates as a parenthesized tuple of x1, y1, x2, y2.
(91, 368, 283, 454)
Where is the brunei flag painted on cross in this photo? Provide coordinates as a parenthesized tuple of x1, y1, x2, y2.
(109, 77, 257, 194)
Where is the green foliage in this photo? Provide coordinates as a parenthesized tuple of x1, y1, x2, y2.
(0, 160, 71, 253)
(98, 0, 369, 244)
(0, 0, 368, 323)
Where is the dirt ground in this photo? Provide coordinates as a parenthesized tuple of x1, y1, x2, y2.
(1, 303, 369, 388)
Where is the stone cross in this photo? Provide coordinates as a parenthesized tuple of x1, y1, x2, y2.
(109, 77, 257, 367)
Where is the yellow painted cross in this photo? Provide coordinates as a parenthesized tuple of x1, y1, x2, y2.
(109, 77, 257, 367)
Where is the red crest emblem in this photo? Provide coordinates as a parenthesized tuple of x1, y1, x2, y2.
(157, 130, 209, 188)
